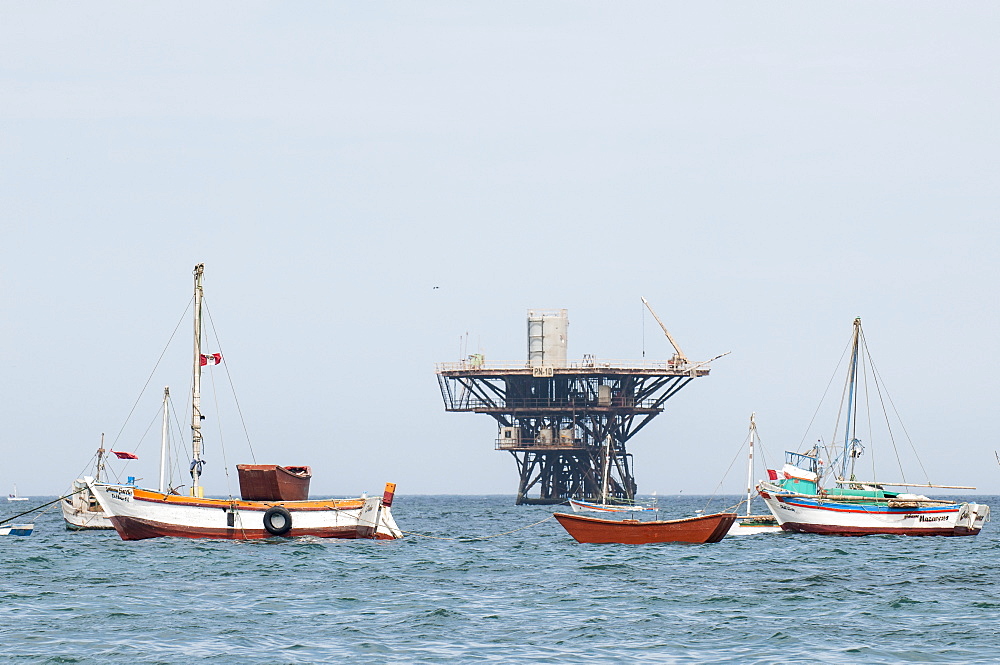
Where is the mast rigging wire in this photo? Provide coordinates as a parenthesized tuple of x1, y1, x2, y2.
(203, 297, 257, 464)
(109, 297, 193, 451)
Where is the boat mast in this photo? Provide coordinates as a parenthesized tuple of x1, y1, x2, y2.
(746, 413, 756, 517)
(191, 263, 205, 497)
(841, 317, 862, 480)
(95, 433, 106, 483)
(159, 386, 169, 493)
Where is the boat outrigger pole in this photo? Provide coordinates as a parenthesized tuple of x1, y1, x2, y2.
(191, 263, 205, 498)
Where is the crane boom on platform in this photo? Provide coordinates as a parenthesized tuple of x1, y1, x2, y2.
(641, 296, 687, 364)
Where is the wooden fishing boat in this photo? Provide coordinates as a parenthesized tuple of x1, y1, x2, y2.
(88, 481, 399, 540)
(568, 498, 656, 513)
(62, 441, 115, 530)
(554, 511, 736, 544)
(89, 263, 402, 541)
(569, 436, 656, 513)
(758, 318, 990, 537)
(726, 414, 781, 536)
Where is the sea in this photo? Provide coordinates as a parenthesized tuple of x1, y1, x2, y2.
(2, 494, 999, 664)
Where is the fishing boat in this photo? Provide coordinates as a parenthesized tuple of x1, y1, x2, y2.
(62, 441, 115, 530)
(758, 318, 990, 536)
(569, 437, 656, 513)
(568, 498, 656, 513)
(554, 511, 736, 544)
(0, 524, 33, 536)
(7, 485, 28, 502)
(726, 414, 781, 536)
(89, 263, 402, 541)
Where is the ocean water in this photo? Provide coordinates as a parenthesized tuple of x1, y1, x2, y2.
(2, 494, 998, 664)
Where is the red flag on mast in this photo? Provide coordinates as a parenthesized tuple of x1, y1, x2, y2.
(112, 451, 138, 460)
(200, 353, 222, 366)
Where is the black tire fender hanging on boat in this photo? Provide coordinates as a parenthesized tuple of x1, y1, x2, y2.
(262, 506, 293, 536)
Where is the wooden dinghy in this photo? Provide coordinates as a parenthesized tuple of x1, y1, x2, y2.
(555, 511, 737, 544)
(237, 465, 312, 501)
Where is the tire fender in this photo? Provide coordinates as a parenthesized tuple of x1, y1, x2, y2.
(263, 506, 293, 536)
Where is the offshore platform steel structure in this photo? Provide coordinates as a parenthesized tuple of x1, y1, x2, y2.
(436, 307, 713, 505)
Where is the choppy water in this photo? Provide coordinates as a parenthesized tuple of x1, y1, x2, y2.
(2, 494, 998, 663)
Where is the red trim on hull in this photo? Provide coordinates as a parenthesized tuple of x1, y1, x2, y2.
(109, 516, 395, 541)
(780, 521, 981, 537)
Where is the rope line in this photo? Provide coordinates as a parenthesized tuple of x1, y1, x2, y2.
(204, 298, 256, 464)
(110, 297, 193, 451)
(0, 488, 88, 526)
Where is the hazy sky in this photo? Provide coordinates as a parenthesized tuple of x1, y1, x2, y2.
(2, 3, 998, 498)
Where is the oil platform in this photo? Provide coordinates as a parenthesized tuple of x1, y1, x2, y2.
(435, 302, 716, 505)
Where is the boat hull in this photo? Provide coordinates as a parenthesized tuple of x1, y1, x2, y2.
(759, 487, 989, 537)
(555, 511, 736, 544)
(88, 480, 402, 541)
(62, 479, 114, 530)
(726, 515, 783, 536)
(568, 499, 655, 513)
(0, 524, 33, 536)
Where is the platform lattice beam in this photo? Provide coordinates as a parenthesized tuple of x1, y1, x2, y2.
(436, 362, 709, 505)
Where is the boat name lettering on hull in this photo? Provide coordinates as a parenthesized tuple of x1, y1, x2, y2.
(918, 515, 947, 522)
(109, 487, 133, 503)
(778, 503, 796, 512)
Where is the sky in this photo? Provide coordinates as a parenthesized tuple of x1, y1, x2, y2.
(2, 3, 998, 498)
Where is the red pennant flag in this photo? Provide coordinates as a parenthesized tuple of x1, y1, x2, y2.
(200, 353, 223, 366)
(766, 469, 779, 481)
(112, 451, 138, 460)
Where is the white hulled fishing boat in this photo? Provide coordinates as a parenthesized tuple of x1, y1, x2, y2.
(726, 414, 781, 536)
(758, 318, 989, 536)
(569, 437, 656, 513)
(62, 441, 114, 530)
(89, 263, 402, 541)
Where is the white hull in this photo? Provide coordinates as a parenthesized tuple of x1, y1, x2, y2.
(0, 524, 33, 536)
(759, 484, 989, 536)
(568, 498, 655, 513)
(62, 479, 114, 530)
(88, 479, 403, 541)
(726, 515, 783, 536)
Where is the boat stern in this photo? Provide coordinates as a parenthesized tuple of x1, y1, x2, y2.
(355, 483, 403, 540)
